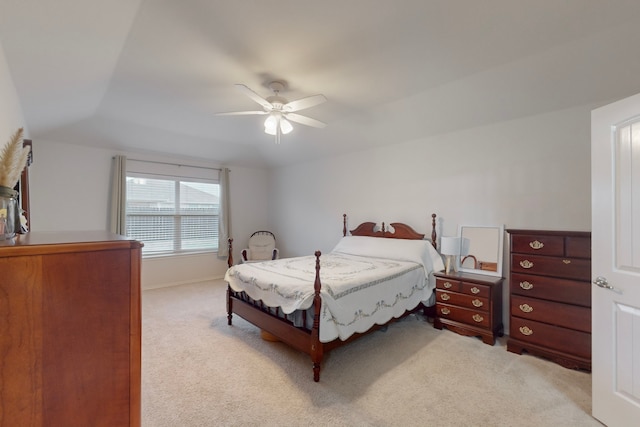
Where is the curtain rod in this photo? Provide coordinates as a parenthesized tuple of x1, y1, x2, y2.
(122, 157, 225, 172)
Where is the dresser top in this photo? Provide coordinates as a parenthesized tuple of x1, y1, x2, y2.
(0, 231, 142, 257)
(506, 229, 590, 237)
(434, 270, 504, 285)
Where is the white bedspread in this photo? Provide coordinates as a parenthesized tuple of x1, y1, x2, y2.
(225, 236, 444, 342)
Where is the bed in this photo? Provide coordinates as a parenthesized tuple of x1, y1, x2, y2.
(224, 214, 443, 382)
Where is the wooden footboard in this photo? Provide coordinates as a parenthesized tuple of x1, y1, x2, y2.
(227, 248, 325, 381)
(226, 213, 438, 382)
(226, 280, 430, 381)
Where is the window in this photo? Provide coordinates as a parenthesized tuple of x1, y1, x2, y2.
(126, 173, 219, 256)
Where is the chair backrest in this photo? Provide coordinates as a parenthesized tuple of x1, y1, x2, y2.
(247, 231, 276, 261)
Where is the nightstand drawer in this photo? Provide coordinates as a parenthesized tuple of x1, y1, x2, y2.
(511, 295, 591, 333)
(461, 282, 489, 298)
(510, 317, 591, 359)
(436, 303, 490, 328)
(511, 254, 591, 281)
(511, 234, 564, 256)
(436, 290, 488, 311)
(435, 278, 461, 292)
(510, 273, 591, 307)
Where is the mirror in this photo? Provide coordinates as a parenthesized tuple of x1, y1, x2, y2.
(458, 225, 504, 277)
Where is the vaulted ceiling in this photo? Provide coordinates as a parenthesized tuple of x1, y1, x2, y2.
(2, 0, 640, 168)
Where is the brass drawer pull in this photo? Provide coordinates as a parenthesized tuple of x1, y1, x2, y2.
(519, 303, 533, 313)
(472, 299, 483, 307)
(440, 293, 450, 301)
(470, 287, 480, 294)
(519, 260, 534, 269)
(519, 326, 533, 336)
(519, 281, 533, 290)
(443, 281, 453, 289)
(441, 307, 451, 315)
(563, 259, 571, 264)
(529, 240, 544, 250)
(472, 314, 484, 323)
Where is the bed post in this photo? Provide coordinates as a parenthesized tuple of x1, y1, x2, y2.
(343, 213, 347, 237)
(227, 238, 234, 325)
(227, 285, 233, 325)
(227, 238, 234, 268)
(311, 250, 323, 382)
(431, 213, 437, 249)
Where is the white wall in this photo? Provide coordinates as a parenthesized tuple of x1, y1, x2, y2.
(271, 104, 592, 255)
(0, 40, 26, 144)
(269, 103, 593, 328)
(30, 140, 113, 231)
(29, 139, 269, 289)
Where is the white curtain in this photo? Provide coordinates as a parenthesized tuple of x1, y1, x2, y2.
(217, 167, 231, 257)
(109, 155, 127, 235)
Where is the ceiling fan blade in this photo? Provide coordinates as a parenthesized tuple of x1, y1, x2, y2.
(235, 84, 273, 110)
(286, 113, 326, 128)
(283, 94, 327, 112)
(216, 110, 268, 116)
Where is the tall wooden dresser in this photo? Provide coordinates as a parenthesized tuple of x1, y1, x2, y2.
(0, 231, 142, 427)
(506, 229, 591, 370)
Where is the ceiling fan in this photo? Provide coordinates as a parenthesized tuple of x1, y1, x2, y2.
(217, 81, 327, 144)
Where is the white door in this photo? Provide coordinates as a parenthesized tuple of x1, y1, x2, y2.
(592, 93, 640, 427)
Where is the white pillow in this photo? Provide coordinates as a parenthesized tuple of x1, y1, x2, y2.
(332, 235, 444, 274)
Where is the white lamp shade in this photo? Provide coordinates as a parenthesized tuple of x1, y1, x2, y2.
(280, 118, 293, 134)
(440, 237, 461, 256)
(264, 113, 293, 135)
(264, 114, 278, 135)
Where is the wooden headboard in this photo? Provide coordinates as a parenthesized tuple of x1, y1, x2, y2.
(343, 213, 437, 248)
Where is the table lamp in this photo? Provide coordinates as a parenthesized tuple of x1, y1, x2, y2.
(440, 236, 461, 274)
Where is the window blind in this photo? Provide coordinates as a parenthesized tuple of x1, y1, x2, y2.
(126, 174, 219, 256)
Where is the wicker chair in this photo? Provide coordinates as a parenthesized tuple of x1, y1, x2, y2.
(241, 230, 279, 263)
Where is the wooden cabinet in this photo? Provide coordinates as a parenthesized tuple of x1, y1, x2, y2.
(506, 229, 591, 370)
(0, 231, 142, 426)
(433, 271, 504, 345)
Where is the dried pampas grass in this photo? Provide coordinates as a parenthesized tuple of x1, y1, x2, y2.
(0, 128, 29, 189)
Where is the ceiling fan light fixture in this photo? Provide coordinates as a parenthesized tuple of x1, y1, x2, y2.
(280, 118, 293, 134)
(264, 114, 278, 135)
(264, 113, 293, 136)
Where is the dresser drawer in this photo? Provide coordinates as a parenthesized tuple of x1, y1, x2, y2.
(511, 295, 591, 333)
(511, 254, 591, 281)
(511, 234, 564, 256)
(437, 303, 490, 328)
(510, 317, 591, 359)
(436, 278, 461, 292)
(510, 273, 591, 307)
(436, 290, 488, 311)
(565, 236, 591, 259)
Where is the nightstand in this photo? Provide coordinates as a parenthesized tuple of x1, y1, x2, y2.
(433, 271, 504, 345)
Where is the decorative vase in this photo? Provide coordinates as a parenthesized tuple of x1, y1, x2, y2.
(0, 186, 18, 239)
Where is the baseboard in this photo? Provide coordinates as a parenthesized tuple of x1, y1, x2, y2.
(142, 275, 224, 290)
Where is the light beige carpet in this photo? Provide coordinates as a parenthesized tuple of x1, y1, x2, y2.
(141, 280, 600, 427)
